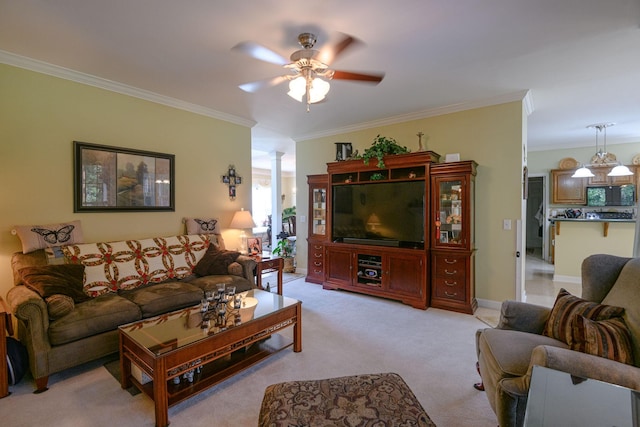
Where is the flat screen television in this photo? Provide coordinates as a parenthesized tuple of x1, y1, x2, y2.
(331, 180, 425, 249)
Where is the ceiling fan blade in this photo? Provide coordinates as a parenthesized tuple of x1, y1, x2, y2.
(331, 70, 384, 84)
(239, 75, 289, 93)
(317, 33, 361, 65)
(232, 41, 289, 66)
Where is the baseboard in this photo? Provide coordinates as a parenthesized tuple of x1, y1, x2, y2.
(552, 274, 581, 284)
(476, 298, 501, 311)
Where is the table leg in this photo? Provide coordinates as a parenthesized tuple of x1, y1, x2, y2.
(0, 312, 8, 398)
(119, 335, 132, 389)
(153, 358, 169, 427)
(277, 258, 284, 295)
(293, 302, 302, 352)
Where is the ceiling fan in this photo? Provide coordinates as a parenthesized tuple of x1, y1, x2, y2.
(233, 32, 384, 111)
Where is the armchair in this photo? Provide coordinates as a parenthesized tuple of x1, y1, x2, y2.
(475, 254, 640, 427)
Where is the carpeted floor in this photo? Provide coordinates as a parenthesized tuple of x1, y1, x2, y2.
(1, 277, 498, 427)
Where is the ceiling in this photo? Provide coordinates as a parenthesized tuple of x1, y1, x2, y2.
(2, 1, 640, 173)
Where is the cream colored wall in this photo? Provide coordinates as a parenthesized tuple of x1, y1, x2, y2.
(0, 64, 252, 300)
(296, 101, 525, 304)
(554, 221, 635, 279)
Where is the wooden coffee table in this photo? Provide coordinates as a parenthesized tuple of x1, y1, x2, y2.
(118, 289, 302, 427)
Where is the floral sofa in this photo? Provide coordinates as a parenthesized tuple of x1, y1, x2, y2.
(7, 233, 256, 392)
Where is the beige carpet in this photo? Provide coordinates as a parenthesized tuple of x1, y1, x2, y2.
(1, 278, 497, 427)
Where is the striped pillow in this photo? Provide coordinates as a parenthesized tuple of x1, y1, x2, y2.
(543, 288, 625, 346)
(572, 315, 634, 365)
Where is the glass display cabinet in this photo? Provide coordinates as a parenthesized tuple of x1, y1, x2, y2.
(430, 161, 477, 314)
(306, 174, 328, 284)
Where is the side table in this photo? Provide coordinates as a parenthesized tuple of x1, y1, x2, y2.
(255, 256, 284, 295)
(0, 296, 13, 398)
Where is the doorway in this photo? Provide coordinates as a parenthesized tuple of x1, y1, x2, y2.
(526, 176, 545, 259)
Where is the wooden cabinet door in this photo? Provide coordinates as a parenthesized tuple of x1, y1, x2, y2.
(324, 246, 353, 287)
(552, 169, 586, 204)
(386, 252, 426, 299)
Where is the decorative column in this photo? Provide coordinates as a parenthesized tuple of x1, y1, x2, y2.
(270, 151, 284, 243)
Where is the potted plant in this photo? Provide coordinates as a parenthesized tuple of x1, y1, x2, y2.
(359, 134, 410, 168)
(272, 234, 296, 273)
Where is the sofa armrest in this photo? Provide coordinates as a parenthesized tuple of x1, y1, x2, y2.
(6, 285, 51, 350)
(236, 255, 257, 284)
(497, 300, 551, 334)
(500, 344, 640, 402)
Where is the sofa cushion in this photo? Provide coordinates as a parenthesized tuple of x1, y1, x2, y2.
(602, 257, 640, 367)
(62, 234, 210, 297)
(19, 264, 90, 303)
(479, 328, 568, 378)
(543, 288, 625, 346)
(118, 281, 204, 318)
(13, 220, 84, 254)
(193, 246, 240, 276)
(48, 293, 141, 346)
(187, 275, 254, 294)
(45, 294, 75, 320)
(572, 315, 634, 365)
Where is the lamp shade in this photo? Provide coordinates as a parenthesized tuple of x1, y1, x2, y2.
(229, 209, 256, 229)
(572, 165, 595, 178)
(608, 164, 633, 177)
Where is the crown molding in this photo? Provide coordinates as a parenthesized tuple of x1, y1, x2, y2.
(0, 50, 256, 128)
(295, 90, 533, 142)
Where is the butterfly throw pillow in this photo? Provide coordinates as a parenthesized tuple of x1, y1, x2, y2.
(13, 220, 84, 254)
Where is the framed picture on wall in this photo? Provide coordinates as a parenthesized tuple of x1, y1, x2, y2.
(73, 141, 175, 212)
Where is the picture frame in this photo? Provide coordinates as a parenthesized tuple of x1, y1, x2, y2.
(247, 237, 262, 255)
(440, 231, 449, 243)
(74, 141, 175, 212)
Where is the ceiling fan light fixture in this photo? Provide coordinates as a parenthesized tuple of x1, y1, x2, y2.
(309, 77, 330, 102)
(287, 76, 330, 104)
(287, 76, 306, 101)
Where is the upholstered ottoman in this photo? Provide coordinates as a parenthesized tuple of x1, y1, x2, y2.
(259, 372, 435, 426)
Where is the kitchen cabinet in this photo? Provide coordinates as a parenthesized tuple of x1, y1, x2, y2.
(551, 169, 586, 204)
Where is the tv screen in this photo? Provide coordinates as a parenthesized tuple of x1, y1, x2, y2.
(331, 181, 425, 248)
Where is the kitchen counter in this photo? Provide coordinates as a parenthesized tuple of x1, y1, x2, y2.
(551, 220, 635, 281)
(551, 218, 635, 223)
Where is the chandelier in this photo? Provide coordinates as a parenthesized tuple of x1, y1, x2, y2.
(572, 123, 633, 178)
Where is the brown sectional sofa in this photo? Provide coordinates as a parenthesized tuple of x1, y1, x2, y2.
(7, 234, 257, 392)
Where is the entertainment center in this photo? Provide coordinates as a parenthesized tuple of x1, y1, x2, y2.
(306, 151, 477, 313)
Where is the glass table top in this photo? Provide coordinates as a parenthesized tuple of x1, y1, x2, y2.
(524, 365, 639, 427)
(119, 289, 299, 356)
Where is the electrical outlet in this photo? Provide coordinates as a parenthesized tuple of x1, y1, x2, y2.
(503, 219, 512, 230)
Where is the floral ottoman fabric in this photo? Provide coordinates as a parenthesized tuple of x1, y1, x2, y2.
(259, 372, 435, 427)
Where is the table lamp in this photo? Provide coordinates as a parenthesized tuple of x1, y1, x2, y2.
(229, 208, 256, 254)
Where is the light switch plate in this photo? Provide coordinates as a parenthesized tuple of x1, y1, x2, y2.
(503, 219, 512, 230)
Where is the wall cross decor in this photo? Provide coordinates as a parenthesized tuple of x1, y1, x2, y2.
(221, 165, 242, 200)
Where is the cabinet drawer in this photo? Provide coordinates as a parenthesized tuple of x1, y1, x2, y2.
(259, 258, 281, 270)
(433, 277, 466, 301)
(433, 256, 466, 279)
